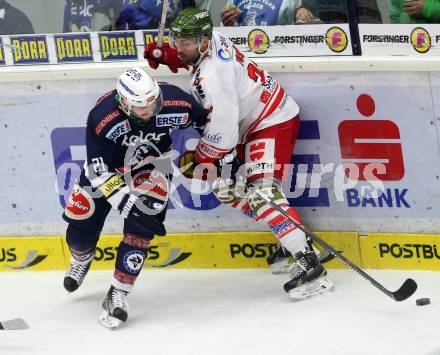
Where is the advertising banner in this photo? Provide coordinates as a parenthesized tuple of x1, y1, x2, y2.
(0, 24, 352, 66)
(54, 33, 93, 63)
(212, 24, 352, 56)
(359, 24, 440, 56)
(0, 232, 359, 271)
(1, 72, 440, 236)
(359, 233, 440, 270)
(281, 71, 440, 232)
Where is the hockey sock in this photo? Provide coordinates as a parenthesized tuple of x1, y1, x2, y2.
(248, 188, 307, 255)
(112, 233, 150, 293)
(66, 224, 99, 260)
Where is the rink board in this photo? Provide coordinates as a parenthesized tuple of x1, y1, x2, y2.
(1, 232, 440, 271)
(360, 233, 440, 270)
(2, 71, 440, 237)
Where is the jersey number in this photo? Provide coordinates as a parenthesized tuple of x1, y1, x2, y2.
(247, 62, 266, 85)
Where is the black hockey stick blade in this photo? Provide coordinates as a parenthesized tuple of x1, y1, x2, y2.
(0, 318, 29, 330)
(390, 278, 417, 302)
(317, 247, 335, 264)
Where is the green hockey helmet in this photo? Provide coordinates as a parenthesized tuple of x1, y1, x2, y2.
(170, 7, 213, 40)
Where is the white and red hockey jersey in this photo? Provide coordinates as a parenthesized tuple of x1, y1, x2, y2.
(190, 30, 299, 164)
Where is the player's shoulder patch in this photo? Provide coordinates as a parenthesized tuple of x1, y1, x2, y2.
(94, 109, 123, 135)
(214, 33, 234, 62)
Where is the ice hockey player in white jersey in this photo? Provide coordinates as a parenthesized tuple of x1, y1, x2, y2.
(144, 7, 334, 300)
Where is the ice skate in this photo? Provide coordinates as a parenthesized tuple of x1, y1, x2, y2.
(99, 286, 129, 330)
(63, 251, 94, 292)
(268, 238, 334, 275)
(284, 248, 334, 301)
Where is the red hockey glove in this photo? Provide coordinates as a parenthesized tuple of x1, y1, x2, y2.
(143, 42, 187, 73)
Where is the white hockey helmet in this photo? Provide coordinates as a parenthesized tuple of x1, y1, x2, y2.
(116, 67, 163, 118)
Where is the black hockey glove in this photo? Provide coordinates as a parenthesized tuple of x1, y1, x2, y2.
(118, 193, 166, 235)
(214, 148, 241, 185)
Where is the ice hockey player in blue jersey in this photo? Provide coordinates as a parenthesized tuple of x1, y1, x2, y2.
(62, 67, 207, 330)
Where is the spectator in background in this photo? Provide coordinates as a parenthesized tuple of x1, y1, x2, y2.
(357, 0, 383, 22)
(390, 0, 440, 23)
(116, 0, 210, 30)
(0, 0, 34, 34)
(295, 0, 382, 24)
(63, 0, 122, 32)
(220, 0, 299, 26)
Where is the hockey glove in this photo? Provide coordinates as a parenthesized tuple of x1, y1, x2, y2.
(143, 42, 187, 73)
(214, 148, 241, 185)
(178, 150, 215, 181)
(118, 192, 166, 236)
(178, 150, 197, 179)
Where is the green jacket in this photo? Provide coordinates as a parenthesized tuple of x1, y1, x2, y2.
(390, 0, 440, 23)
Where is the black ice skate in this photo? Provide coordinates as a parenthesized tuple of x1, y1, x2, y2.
(283, 248, 334, 300)
(63, 251, 95, 292)
(99, 286, 129, 330)
(268, 238, 334, 275)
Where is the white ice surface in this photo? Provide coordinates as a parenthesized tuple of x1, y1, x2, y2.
(1, 269, 440, 355)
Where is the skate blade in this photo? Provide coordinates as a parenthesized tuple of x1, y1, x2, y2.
(288, 276, 335, 301)
(99, 310, 123, 330)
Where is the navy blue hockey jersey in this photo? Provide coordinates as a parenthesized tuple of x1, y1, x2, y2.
(84, 83, 206, 191)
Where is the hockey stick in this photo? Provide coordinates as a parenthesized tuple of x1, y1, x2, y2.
(255, 190, 417, 302)
(150, 0, 170, 60)
(157, 0, 169, 48)
(0, 318, 29, 330)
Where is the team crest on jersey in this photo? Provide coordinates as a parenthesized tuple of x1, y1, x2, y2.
(156, 113, 189, 127)
(129, 144, 155, 169)
(106, 119, 131, 142)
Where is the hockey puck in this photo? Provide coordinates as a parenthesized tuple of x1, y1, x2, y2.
(416, 298, 430, 306)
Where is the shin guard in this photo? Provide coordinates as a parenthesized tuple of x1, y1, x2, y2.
(112, 234, 150, 293)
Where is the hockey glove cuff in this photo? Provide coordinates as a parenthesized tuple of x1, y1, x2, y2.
(143, 42, 188, 73)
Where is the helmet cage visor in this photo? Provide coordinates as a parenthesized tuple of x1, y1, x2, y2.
(118, 86, 163, 119)
(169, 34, 201, 50)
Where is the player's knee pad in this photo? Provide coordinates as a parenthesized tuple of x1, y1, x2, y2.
(63, 183, 110, 232)
(63, 184, 97, 223)
(113, 233, 150, 291)
(247, 179, 288, 217)
(212, 177, 246, 205)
